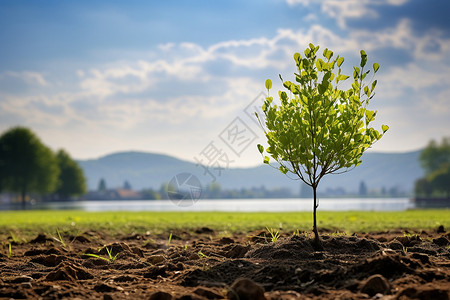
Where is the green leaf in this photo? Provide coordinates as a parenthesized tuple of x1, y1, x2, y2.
(364, 86, 370, 96)
(353, 67, 360, 79)
(360, 50, 367, 68)
(373, 62, 379, 73)
(324, 49, 333, 60)
(382, 125, 389, 133)
(371, 80, 377, 91)
(365, 110, 375, 122)
(316, 59, 324, 71)
(318, 83, 327, 95)
(336, 74, 349, 82)
(263, 156, 270, 164)
(280, 165, 288, 174)
(336, 57, 344, 67)
(257, 144, 264, 154)
(362, 70, 370, 80)
(294, 52, 301, 64)
(304, 48, 311, 57)
(265, 79, 272, 90)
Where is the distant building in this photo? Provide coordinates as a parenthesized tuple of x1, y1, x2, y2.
(83, 188, 142, 200)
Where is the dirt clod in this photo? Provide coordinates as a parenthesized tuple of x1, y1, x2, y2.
(433, 236, 449, 246)
(360, 274, 390, 296)
(227, 277, 266, 300)
(149, 291, 173, 300)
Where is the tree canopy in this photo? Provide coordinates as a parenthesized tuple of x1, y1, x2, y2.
(420, 137, 450, 174)
(256, 43, 388, 248)
(0, 127, 59, 207)
(416, 137, 450, 198)
(55, 149, 87, 201)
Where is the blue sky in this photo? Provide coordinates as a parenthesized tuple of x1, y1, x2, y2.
(1, 0, 449, 167)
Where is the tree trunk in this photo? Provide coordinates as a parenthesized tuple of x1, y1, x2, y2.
(312, 185, 324, 251)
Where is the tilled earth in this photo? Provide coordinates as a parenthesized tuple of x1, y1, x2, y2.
(0, 227, 449, 299)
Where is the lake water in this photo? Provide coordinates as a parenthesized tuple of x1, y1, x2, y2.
(4, 198, 415, 212)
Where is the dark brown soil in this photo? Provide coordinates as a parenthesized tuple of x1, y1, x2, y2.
(1, 228, 449, 299)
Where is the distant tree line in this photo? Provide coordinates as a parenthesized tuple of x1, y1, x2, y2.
(415, 137, 450, 198)
(89, 178, 407, 200)
(0, 127, 87, 208)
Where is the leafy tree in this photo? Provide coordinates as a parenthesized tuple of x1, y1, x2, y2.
(54, 149, 87, 201)
(428, 164, 450, 198)
(414, 178, 433, 197)
(415, 137, 450, 198)
(419, 137, 450, 174)
(98, 178, 107, 192)
(256, 43, 388, 249)
(0, 127, 59, 208)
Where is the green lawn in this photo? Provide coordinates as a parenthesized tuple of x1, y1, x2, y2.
(0, 210, 448, 239)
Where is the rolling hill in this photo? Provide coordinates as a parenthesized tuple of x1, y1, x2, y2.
(77, 150, 424, 195)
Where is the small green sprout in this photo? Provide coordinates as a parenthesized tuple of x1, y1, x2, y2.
(198, 251, 208, 259)
(168, 232, 173, 246)
(54, 229, 67, 248)
(184, 244, 188, 250)
(8, 243, 12, 258)
(266, 226, 281, 243)
(85, 246, 118, 263)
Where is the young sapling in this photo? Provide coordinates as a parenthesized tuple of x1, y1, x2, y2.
(257, 43, 388, 249)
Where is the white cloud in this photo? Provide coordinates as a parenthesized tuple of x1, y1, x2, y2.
(322, 1, 378, 29)
(286, 0, 411, 29)
(1, 71, 49, 87)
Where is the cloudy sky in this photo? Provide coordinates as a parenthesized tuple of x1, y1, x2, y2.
(1, 0, 449, 167)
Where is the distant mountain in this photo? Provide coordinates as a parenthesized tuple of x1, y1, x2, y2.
(77, 150, 424, 194)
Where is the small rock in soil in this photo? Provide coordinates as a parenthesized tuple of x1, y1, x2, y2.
(227, 278, 266, 300)
(437, 225, 445, 233)
(149, 291, 173, 300)
(148, 254, 166, 264)
(360, 274, 391, 297)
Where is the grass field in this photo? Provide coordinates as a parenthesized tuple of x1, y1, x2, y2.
(0, 210, 449, 239)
